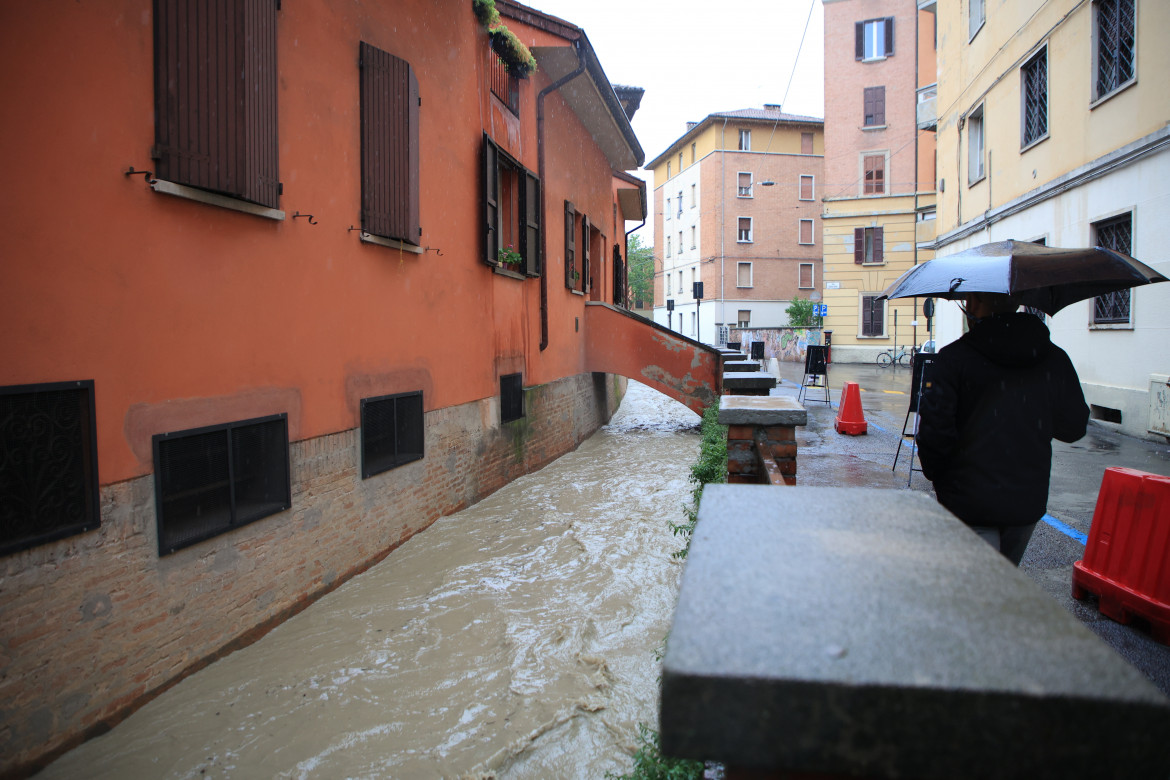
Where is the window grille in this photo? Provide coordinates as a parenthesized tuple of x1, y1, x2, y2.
(1022, 49, 1048, 147)
(501, 374, 524, 423)
(1093, 214, 1133, 324)
(1096, 0, 1135, 99)
(154, 414, 290, 555)
(361, 391, 424, 479)
(1, 381, 100, 555)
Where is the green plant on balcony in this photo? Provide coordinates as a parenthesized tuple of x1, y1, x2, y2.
(473, 0, 537, 78)
(498, 245, 523, 268)
(571, 269, 581, 282)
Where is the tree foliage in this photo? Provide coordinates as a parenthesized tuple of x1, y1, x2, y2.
(627, 233, 655, 309)
(786, 296, 821, 327)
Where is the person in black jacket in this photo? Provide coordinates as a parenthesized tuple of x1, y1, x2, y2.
(916, 292, 1089, 565)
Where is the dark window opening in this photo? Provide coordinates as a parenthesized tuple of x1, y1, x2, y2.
(1, 381, 100, 556)
(1095, 0, 1135, 100)
(488, 43, 520, 114)
(361, 391, 424, 479)
(501, 374, 524, 424)
(154, 414, 290, 555)
(152, 0, 280, 208)
(1093, 214, 1133, 324)
(1091, 404, 1123, 424)
(1022, 48, 1048, 147)
(360, 42, 421, 244)
(485, 134, 541, 276)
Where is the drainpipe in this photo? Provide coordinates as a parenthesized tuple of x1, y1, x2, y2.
(719, 119, 728, 334)
(538, 38, 587, 351)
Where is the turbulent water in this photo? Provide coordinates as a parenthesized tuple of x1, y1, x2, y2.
(39, 383, 700, 780)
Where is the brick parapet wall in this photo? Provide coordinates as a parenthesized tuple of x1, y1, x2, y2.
(0, 372, 624, 777)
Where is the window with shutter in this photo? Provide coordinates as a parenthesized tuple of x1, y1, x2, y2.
(799, 175, 815, 200)
(798, 263, 814, 289)
(564, 201, 577, 289)
(738, 172, 753, 198)
(802, 133, 814, 155)
(854, 227, 884, 264)
(361, 42, 420, 244)
(484, 134, 540, 275)
(153, 0, 280, 209)
(737, 262, 752, 288)
(580, 216, 591, 294)
(861, 296, 885, 336)
(855, 17, 895, 61)
(737, 217, 752, 243)
(863, 86, 886, 126)
(799, 219, 814, 245)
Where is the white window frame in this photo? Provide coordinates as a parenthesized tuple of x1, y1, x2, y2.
(678, 231, 683, 257)
(690, 226, 696, 249)
(666, 161, 671, 178)
(968, 104, 985, 184)
(737, 171, 754, 198)
(665, 197, 671, 221)
(677, 191, 683, 216)
(798, 174, 815, 201)
(691, 183, 696, 208)
(739, 129, 751, 151)
(798, 262, 815, 289)
(737, 216, 753, 243)
(677, 271, 683, 294)
(969, 0, 985, 41)
(737, 261, 753, 288)
(666, 236, 672, 257)
(737, 309, 751, 328)
(798, 218, 815, 245)
(861, 18, 891, 61)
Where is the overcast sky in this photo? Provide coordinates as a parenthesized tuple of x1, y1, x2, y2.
(521, 0, 826, 242)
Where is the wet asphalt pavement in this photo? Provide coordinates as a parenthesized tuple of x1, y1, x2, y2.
(763, 358, 1170, 697)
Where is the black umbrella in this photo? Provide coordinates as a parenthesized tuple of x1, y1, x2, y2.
(879, 240, 1166, 316)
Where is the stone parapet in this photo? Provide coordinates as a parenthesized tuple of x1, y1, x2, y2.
(720, 372, 777, 396)
(719, 396, 807, 486)
(662, 485, 1170, 778)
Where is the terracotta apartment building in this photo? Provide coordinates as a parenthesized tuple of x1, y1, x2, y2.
(0, 0, 720, 773)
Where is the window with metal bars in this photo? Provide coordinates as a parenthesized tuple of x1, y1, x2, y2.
(153, 415, 290, 555)
(1, 381, 100, 556)
(1092, 214, 1133, 325)
(1094, 0, 1135, 101)
(361, 42, 421, 245)
(361, 391, 424, 479)
(500, 374, 524, 424)
(1021, 48, 1048, 148)
(152, 0, 280, 209)
(488, 43, 520, 114)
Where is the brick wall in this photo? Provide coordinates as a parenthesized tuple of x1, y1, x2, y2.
(0, 372, 624, 777)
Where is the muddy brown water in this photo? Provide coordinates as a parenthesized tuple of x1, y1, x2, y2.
(38, 383, 700, 780)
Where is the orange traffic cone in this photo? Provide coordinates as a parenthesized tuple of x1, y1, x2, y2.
(834, 381, 868, 435)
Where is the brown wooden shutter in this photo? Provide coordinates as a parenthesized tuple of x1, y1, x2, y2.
(855, 21, 864, 60)
(360, 42, 420, 243)
(801, 132, 813, 155)
(484, 135, 499, 265)
(581, 215, 591, 293)
(153, 0, 280, 208)
(885, 18, 895, 56)
(522, 171, 540, 276)
(564, 201, 576, 288)
(854, 228, 864, 264)
(874, 227, 884, 263)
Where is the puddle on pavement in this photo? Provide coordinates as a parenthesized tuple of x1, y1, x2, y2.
(38, 383, 700, 780)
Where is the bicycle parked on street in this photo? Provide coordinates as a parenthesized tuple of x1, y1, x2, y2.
(875, 344, 916, 366)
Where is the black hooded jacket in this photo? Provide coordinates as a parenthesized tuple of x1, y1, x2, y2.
(916, 312, 1089, 527)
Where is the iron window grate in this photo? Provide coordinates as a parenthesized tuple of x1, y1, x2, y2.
(1093, 214, 1133, 324)
(153, 414, 290, 555)
(501, 374, 524, 424)
(361, 391, 425, 479)
(1096, 0, 1135, 98)
(1022, 49, 1048, 147)
(1, 381, 100, 556)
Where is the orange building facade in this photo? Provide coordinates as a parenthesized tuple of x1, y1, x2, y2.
(0, 1, 721, 773)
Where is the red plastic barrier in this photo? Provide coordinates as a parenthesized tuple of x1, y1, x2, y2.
(1072, 467, 1170, 644)
(834, 382, 867, 435)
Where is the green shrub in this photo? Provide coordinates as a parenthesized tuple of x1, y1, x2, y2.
(670, 403, 726, 559)
(606, 723, 705, 780)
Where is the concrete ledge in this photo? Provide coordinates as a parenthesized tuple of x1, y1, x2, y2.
(721, 372, 776, 393)
(718, 396, 807, 427)
(661, 485, 1170, 778)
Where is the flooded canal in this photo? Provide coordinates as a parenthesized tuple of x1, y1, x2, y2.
(38, 383, 700, 779)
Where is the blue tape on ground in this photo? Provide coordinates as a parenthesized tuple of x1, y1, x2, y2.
(1042, 513, 1088, 545)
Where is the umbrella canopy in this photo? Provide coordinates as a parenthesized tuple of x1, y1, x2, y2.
(879, 240, 1166, 316)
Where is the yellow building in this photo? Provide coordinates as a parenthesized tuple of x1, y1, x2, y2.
(933, 0, 1170, 441)
(821, 0, 938, 363)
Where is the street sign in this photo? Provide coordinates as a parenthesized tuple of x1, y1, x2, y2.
(813, 304, 828, 317)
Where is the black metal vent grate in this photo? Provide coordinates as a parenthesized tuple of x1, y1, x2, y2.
(361, 391, 424, 479)
(154, 414, 289, 555)
(1, 381, 100, 555)
(501, 374, 524, 424)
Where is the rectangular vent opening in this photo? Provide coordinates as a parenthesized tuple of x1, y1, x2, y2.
(501, 373, 524, 424)
(1090, 404, 1123, 424)
(361, 391, 425, 479)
